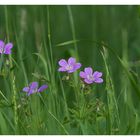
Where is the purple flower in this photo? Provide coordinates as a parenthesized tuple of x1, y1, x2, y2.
(58, 57, 81, 73)
(0, 40, 13, 54)
(22, 82, 48, 96)
(80, 67, 103, 84)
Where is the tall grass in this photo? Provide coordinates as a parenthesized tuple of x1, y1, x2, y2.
(0, 5, 140, 135)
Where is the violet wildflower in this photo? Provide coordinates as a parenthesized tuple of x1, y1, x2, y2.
(0, 40, 13, 54)
(22, 82, 48, 96)
(80, 67, 103, 84)
(58, 57, 81, 73)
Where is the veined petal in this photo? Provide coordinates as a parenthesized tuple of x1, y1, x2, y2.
(94, 78, 103, 83)
(29, 82, 38, 94)
(84, 79, 93, 84)
(4, 43, 13, 54)
(79, 71, 86, 78)
(22, 87, 29, 92)
(58, 59, 67, 67)
(38, 85, 48, 92)
(84, 67, 93, 75)
(29, 82, 38, 89)
(28, 89, 37, 95)
(58, 67, 67, 72)
(93, 71, 102, 78)
(74, 63, 82, 70)
(68, 63, 81, 73)
(67, 69, 75, 73)
(68, 57, 76, 65)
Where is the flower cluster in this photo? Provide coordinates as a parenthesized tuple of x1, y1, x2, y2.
(0, 39, 48, 96)
(1, 39, 103, 96)
(58, 57, 103, 84)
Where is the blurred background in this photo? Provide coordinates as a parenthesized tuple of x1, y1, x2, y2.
(0, 5, 140, 90)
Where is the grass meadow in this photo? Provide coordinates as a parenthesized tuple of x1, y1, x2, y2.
(0, 5, 140, 135)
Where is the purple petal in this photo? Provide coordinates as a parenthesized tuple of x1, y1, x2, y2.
(67, 68, 79, 73)
(93, 71, 102, 78)
(28, 82, 38, 94)
(84, 79, 93, 84)
(28, 90, 36, 95)
(58, 59, 67, 67)
(67, 69, 76, 73)
(38, 85, 48, 92)
(29, 82, 38, 89)
(68, 57, 76, 65)
(58, 67, 67, 72)
(0, 40, 5, 54)
(84, 67, 93, 75)
(80, 71, 86, 78)
(94, 78, 103, 83)
(4, 43, 13, 54)
(23, 87, 29, 92)
(67, 63, 81, 73)
(0, 40, 4, 47)
(74, 63, 82, 70)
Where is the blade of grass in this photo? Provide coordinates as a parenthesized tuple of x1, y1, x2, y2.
(101, 47, 120, 135)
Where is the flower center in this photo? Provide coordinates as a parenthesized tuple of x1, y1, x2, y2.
(87, 74, 94, 81)
(29, 88, 38, 94)
(32, 88, 38, 93)
(0, 47, 4, 53)
(66, 65, 73, 70)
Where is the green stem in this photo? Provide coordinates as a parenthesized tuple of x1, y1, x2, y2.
(5, 6, 18, 133)
(38, 94, 69, 135)
(47, 6, 54, 71)
(12, 76, 18, 132)
(67, 5, 78, 58)
(0, 54, 4, 72)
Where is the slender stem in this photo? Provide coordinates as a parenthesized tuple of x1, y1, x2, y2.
(0, 90, 9, 104)
(47, 6, 54, 71)
(67, 5, 78, 59)
(5, 6, 18, 133)
(38, 94, 69, 135)
(59, 74, 69, 118)
(12, 76, 18, 131)
(0, 54, 4, 72)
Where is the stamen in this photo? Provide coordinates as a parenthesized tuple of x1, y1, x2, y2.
(87, 74, 94, 81)
(0, 48, 4, 53)
(66, 65, 73, 70)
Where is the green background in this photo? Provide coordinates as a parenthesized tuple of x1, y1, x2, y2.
(0, 5, 140, 135)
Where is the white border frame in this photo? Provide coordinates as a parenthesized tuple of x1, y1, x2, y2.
(0, 0, 140, 5)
